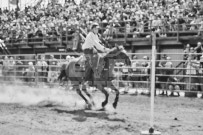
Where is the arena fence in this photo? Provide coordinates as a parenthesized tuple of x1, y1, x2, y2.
(115, 52, 203, 97)
(0, 53, 81, 87)
(0, 52, 202, 95)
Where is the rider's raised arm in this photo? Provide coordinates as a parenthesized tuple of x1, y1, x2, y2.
(89, 32, 106, 52)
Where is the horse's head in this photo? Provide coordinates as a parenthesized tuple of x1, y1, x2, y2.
(117, 47, 131, 66)
(106, 46, 131, 66)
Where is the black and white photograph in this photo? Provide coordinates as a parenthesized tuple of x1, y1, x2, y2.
(0, 0, 203, 135)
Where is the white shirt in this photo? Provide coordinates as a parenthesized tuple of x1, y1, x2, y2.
(82, 32, 105, 52)
(165, 61, 173, 68)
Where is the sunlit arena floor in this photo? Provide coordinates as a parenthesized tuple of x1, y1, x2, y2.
(0, 85, 203, 135)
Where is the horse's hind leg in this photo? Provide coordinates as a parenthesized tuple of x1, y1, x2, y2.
(81, 85, 95, 106)
(76, 88, 88, 104)
(74, 85, 90, 109)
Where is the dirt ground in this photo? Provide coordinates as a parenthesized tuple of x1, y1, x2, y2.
(0, 86, 203, 135)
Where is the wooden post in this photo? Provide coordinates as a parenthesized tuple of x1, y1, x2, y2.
(141, 32, 161, 135)
(177, 18, 180, 42)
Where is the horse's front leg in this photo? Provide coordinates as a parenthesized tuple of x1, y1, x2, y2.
(97, 84, 109, 108)
(110, 83, 120, 109)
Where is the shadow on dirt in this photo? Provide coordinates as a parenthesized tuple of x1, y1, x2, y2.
(52, 108, 126, 123)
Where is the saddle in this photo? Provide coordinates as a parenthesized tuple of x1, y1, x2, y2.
(91, 53, 106, 78)
(80, 46, 123, 78)
(91, 46, 123, 78)
(75, 55, 86, 71)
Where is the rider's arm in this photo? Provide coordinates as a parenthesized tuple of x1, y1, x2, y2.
(89, 32, 106, 52)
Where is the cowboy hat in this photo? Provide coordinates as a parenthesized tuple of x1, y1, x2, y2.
(91, 22, 99, 29)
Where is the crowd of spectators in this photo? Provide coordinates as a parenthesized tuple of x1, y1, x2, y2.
(1, 0, 203, 47)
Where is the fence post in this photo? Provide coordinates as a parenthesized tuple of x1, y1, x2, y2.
(189, 55, 191, 91)
(14, 55, 17, 84)
(124, 21, 127, 46)
(177, 18, 180, 42)
(66, 27, 68, 52)
(35, 54, 38, 87)
(141, 32, 161, 135)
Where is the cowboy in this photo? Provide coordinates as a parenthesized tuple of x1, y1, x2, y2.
(82, 22, 110, 82)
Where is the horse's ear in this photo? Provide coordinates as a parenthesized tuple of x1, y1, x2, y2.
(118, 46, 124, 51)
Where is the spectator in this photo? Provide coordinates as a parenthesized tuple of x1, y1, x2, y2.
(72, 29, 80, 51)
(158, 54, 168, 95)
(36, 55, 48, 84)
(7, 57, 16, 82)
(183, 44, 190, 61)
(199, 55, 203, 92)
(0, 56, 3, 77)
(2, 56, 9, 83)
(15, 57, 24, 79)
(198, 20, 203, 36)
(103, 25, 115, 41)
(25, 62, 35, 85)
(165, 56, 173, 75)
(167, 76, 180, 97)
(194, 42, 203, 60)
(185, 55, 200, 91)
(66, 55, 71, 62)
(47, 55, 58, 83)
(1, 0, 203, 45)
(41, 56, 48, 83)
(141, 56, 150, 89)
(159, 54, 167, 67)
(130, 55, 141, 89)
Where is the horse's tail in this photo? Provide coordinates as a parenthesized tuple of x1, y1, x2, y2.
(58, 69, 66, 81)
(58, 63, 67, 81)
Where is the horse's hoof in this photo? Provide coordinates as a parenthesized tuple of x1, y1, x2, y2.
(112, 103, 117, 109)
(102, 102, 107, 108)
(97, 107, 105, 111)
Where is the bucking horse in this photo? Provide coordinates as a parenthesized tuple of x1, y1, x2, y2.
(58, 46, 131, 110)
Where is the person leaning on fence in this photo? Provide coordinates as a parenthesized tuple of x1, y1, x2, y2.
(82, 22, 110, 83)
(165, 56, 173, 75)
(26, 62, 35, 85)
(15, 57, 24, 79)
(194, 42, 203, 60)
(7, 57, 16, 82)
(198, 20, 203, 37)
(158, 54, 168, 95)
(185, 55, 200, 91)
(41, 56, 48, 83)
(36, 56, 48, 84)
(165, 56, 176, 95)
(47, 55, 58, 83)
(130, 55, 141, 88)
(2, 56, 9, 82)
(183, 44, 190, 61)
(199, 55, 203, 93)
(0, 56, 3, 77)
(141, 56, 150, 89)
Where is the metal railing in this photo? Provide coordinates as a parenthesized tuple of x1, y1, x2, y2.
(115, 52, 203, 96)
(0, 52, 203, 96)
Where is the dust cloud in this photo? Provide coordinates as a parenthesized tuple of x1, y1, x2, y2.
(0, 85, 86, 107)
